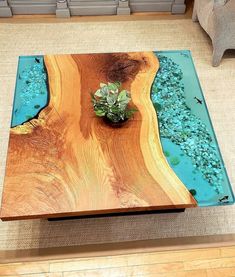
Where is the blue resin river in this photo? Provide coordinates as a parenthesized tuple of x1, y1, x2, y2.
(11, 56, 48, 128)
(151, 50, 234, 206)
(11, 51, 234, 207)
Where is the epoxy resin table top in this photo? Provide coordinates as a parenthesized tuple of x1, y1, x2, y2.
(0, 51, 233, 221)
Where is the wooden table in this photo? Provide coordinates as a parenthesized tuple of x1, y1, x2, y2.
(0, 52, 197, 221)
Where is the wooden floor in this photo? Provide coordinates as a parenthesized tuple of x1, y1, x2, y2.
(1, 245, 235, 276)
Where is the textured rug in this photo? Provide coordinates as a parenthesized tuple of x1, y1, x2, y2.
(0, 19, 235, 251)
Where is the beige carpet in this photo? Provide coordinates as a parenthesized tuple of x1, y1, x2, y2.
(0, 19, 235, 251)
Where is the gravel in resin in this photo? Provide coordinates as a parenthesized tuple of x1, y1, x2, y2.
(20, 59, 47, 105)
(151, 55, 224, 193)
(12, 56, 48, 127)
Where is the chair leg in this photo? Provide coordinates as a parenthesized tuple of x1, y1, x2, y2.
(212, 46, 225, 67)
(192, 3, 198, 22)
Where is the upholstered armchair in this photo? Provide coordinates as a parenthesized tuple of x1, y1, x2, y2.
(193, 0, 235, 66)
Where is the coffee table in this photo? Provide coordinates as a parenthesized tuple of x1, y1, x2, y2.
(0, 51, 233, 221)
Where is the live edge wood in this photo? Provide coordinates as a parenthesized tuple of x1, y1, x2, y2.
(0, 52, 197, 221)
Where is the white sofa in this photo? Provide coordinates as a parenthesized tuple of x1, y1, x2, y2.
(193, 0, 235, 66)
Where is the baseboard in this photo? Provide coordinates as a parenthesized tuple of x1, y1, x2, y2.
(69, 5, 117, 16)
(130, 3, 172, 13)
(10, 4, 56, 15)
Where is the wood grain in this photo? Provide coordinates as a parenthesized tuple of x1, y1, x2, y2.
(0, 52, 196, 220)
(1, 245, 235, 277)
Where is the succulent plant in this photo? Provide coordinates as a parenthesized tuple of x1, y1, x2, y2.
(91, 82, 137, 123)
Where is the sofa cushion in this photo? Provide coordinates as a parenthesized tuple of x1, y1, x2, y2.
(214, 0, 229, 7)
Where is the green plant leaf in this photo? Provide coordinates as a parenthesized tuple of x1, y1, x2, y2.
(114, 81, 121, 88)
(107, 82, 119, 92)
(91, 82, 137, 122)
(118, 102, 128, 111)
(107, 94, 117, 105)
(117, 90, 130, 103)
(107, 112, 119, 123)
(95, 109, 106, 117)
(125, 108, 137, 119)
(110, 106, 120, 113)
(101, 86, 109, 95)
(94, 89, 103, 97)
(91, 93, 96, 104)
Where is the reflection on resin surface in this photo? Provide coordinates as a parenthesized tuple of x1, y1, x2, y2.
(151, 50, 234, 206)
(11, 56, 48, 128)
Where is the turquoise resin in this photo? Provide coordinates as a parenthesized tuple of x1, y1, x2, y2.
(11, 51, 234, 207)
(152, 50, 234, 206)
(11, 56, 48, 128)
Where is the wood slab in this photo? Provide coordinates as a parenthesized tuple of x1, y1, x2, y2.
(0, 52, 196, 220)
